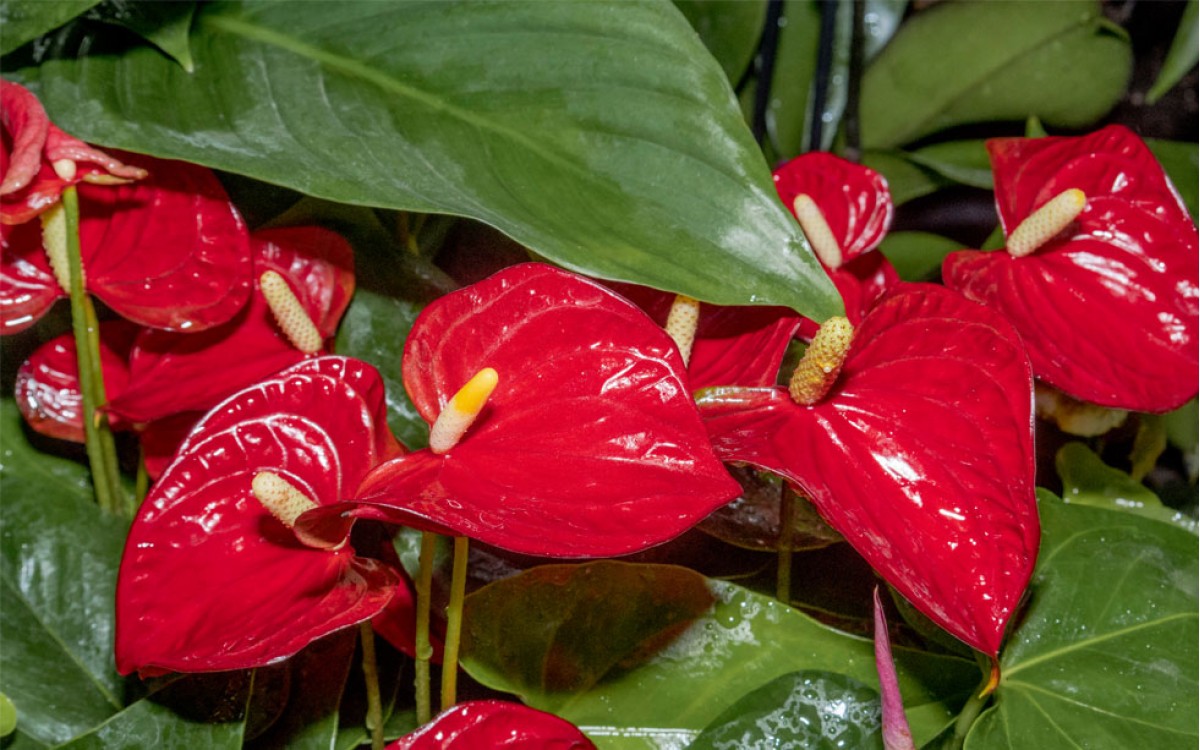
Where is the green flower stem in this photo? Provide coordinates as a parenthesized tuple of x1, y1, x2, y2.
(949, 658, 998, 749)
(358, 621, 384, 750)
(440, 535, 470, 711)
(414, 531, 437, 725)
(62, 186, 126, 516)
(776, 484, 796, 603)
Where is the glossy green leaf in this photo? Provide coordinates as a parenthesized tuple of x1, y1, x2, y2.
(861, 150, 950, 206)
(673, 0, 766, 84)
(461, 570, 975, 750)
(860, 1, 1132, 148)
(1147, 138, 1199, 221)
(0, 401, 128, 745)
(877, 230, 962, 282)
(10, 0, 841, 320)
(0, 0, 100, 55)
(1055, 442, 1197, 533)
(966, 494, 1199, 748)
(89, 0, 197, 72)
(689, 671, 882, 750)
(906, 140, 993, 190)
(1147, 0, 1197, 104)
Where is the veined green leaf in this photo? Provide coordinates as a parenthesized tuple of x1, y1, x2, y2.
(8, 0, 841, 320)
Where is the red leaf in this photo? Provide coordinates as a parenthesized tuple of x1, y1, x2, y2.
(76, 151, 252, 331)
(15, 321, 136, 442)
(116, 357, 403, 675)
(387, 700, 596, 750)
(772, 151, 894, 265)
(700, 284, 1037, 656)
(945, 126, 1199, 412)
(315, 263, 739, 558)
(107, 226, 353, 423)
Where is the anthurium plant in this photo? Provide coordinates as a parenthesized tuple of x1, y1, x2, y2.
(1, 2, 1196, 750)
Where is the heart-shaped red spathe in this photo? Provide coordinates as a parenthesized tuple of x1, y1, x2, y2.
(388, 700, 596, 750)
(772, 151, 894, 265)
(699, 284, 1038, 656)
(115, 356, 404, 676)
(316, 263, 740, 558)
(107, 225, 354, 423)
(946, 199, 1197, 411)
(1, 219, 64, 334)
(988, 124, 1192, 233)
(608, 282, 799, 389)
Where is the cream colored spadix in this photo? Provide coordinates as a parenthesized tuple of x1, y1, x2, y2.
(793, 194, 843, 268)
(789, 316, 854, 406)
(40, 202, 75, 292)
(665, 294, 701, 365)
(260, 270, 323, 354)
(429, 367, 499, 454)
(252, 471, 319, 528)
(52, 159, 77, 181)
(1007, 188, 1087, 258)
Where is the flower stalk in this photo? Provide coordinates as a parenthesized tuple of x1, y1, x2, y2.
(414, 531, 437, 724)
(440, 535, 471, 711)
(359, 621, 385, 750)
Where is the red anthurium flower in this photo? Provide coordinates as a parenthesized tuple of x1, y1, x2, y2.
(1, 149, 252, 334)
(300, 263, 740, 558)
(388, 701, 596, 749)
(944, 125, 1199, 412)
(699, 284, 1038, 656)
(608, 282, 799, 390)
(116, 356, 405, 676)
(773, 152, 899, 330)
(1, 79, 147, 225)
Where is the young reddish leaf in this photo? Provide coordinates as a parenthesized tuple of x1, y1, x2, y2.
(14, 320, 137, 442)
(700, 284, 1038, 656)
(874, 588, 916, 750)
(310, 263, 740, 558)
(107, 226, 354, 423)
(116, 356, 404, 676)
(945, 126, 1198, 412)
(388, 700, 596, 750)
(609, 282, 799, 389)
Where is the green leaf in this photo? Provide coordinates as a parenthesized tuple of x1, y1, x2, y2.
(251, 632, 357, 750)
(1147, 138, 1199, 221)
(689, 671, 882, 749)
(860, 1, 1132, 148)
(861, 150, 950, 206)
(1147, 0, 1198, 104)
(905, 140, 993, 190)
(673, 0, 766, 84)
(1130, 414, 1167, 482)
(10, 0, 841, 320)
(0, 401, 128, 745)
(966, 494, 1199, 748)
(0, 0, 100, 55)
(1165, 398, 1199, 456)
(877, 230, 963, 282)
(0, 693, 16, 737)
(89, 0, 197, 72)
(1055, 442, 1197, 533)
(462, 568, 975, 750)
(763, 0, 822, 160)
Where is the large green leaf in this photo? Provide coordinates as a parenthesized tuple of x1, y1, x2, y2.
(1147, 138, 1199, 222)
(673, 0, 766, 84)
(461, 567, 976, 750)
(860, 1, 1131, 149)
(0, 401, 128, 745)
(966, 494, 1199, 749)
(8, 0, 841, 320)
(0, 0, 100, 55)
(88, 0, 198, 72)
(1055, 442, 1197, 533)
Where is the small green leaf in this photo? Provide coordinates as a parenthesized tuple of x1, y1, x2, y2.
(1130, 414, 1167, 482)
(0, 0, 100, 55)
(763, 0, 823, 160)
(1146, 0, 1198, 104)
(673, 0, 766, 84)
(1165, 398, 1199, 456)
(462, 569, 975, 749)
(1147, 138, 1199, 221)
(966, 493, 1199, 748)
(89, 0, 197, 72)
(905, 140, 993, 190)
(861, 150, 950, 206)
(689, 671, 883, 750)
(877, 230, 963, 282)
(1056, 442, 1197, 533)
(860, 1, 1132, 148)
(12, 0, 841, 320)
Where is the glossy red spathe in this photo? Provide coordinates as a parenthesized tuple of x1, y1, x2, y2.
(944, 125, 1199, 412)
(700, 284, 1038, 656)
(304, 263, 741, 558)
(388, 700, 596, 749)
(115, 356, 404, 676)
